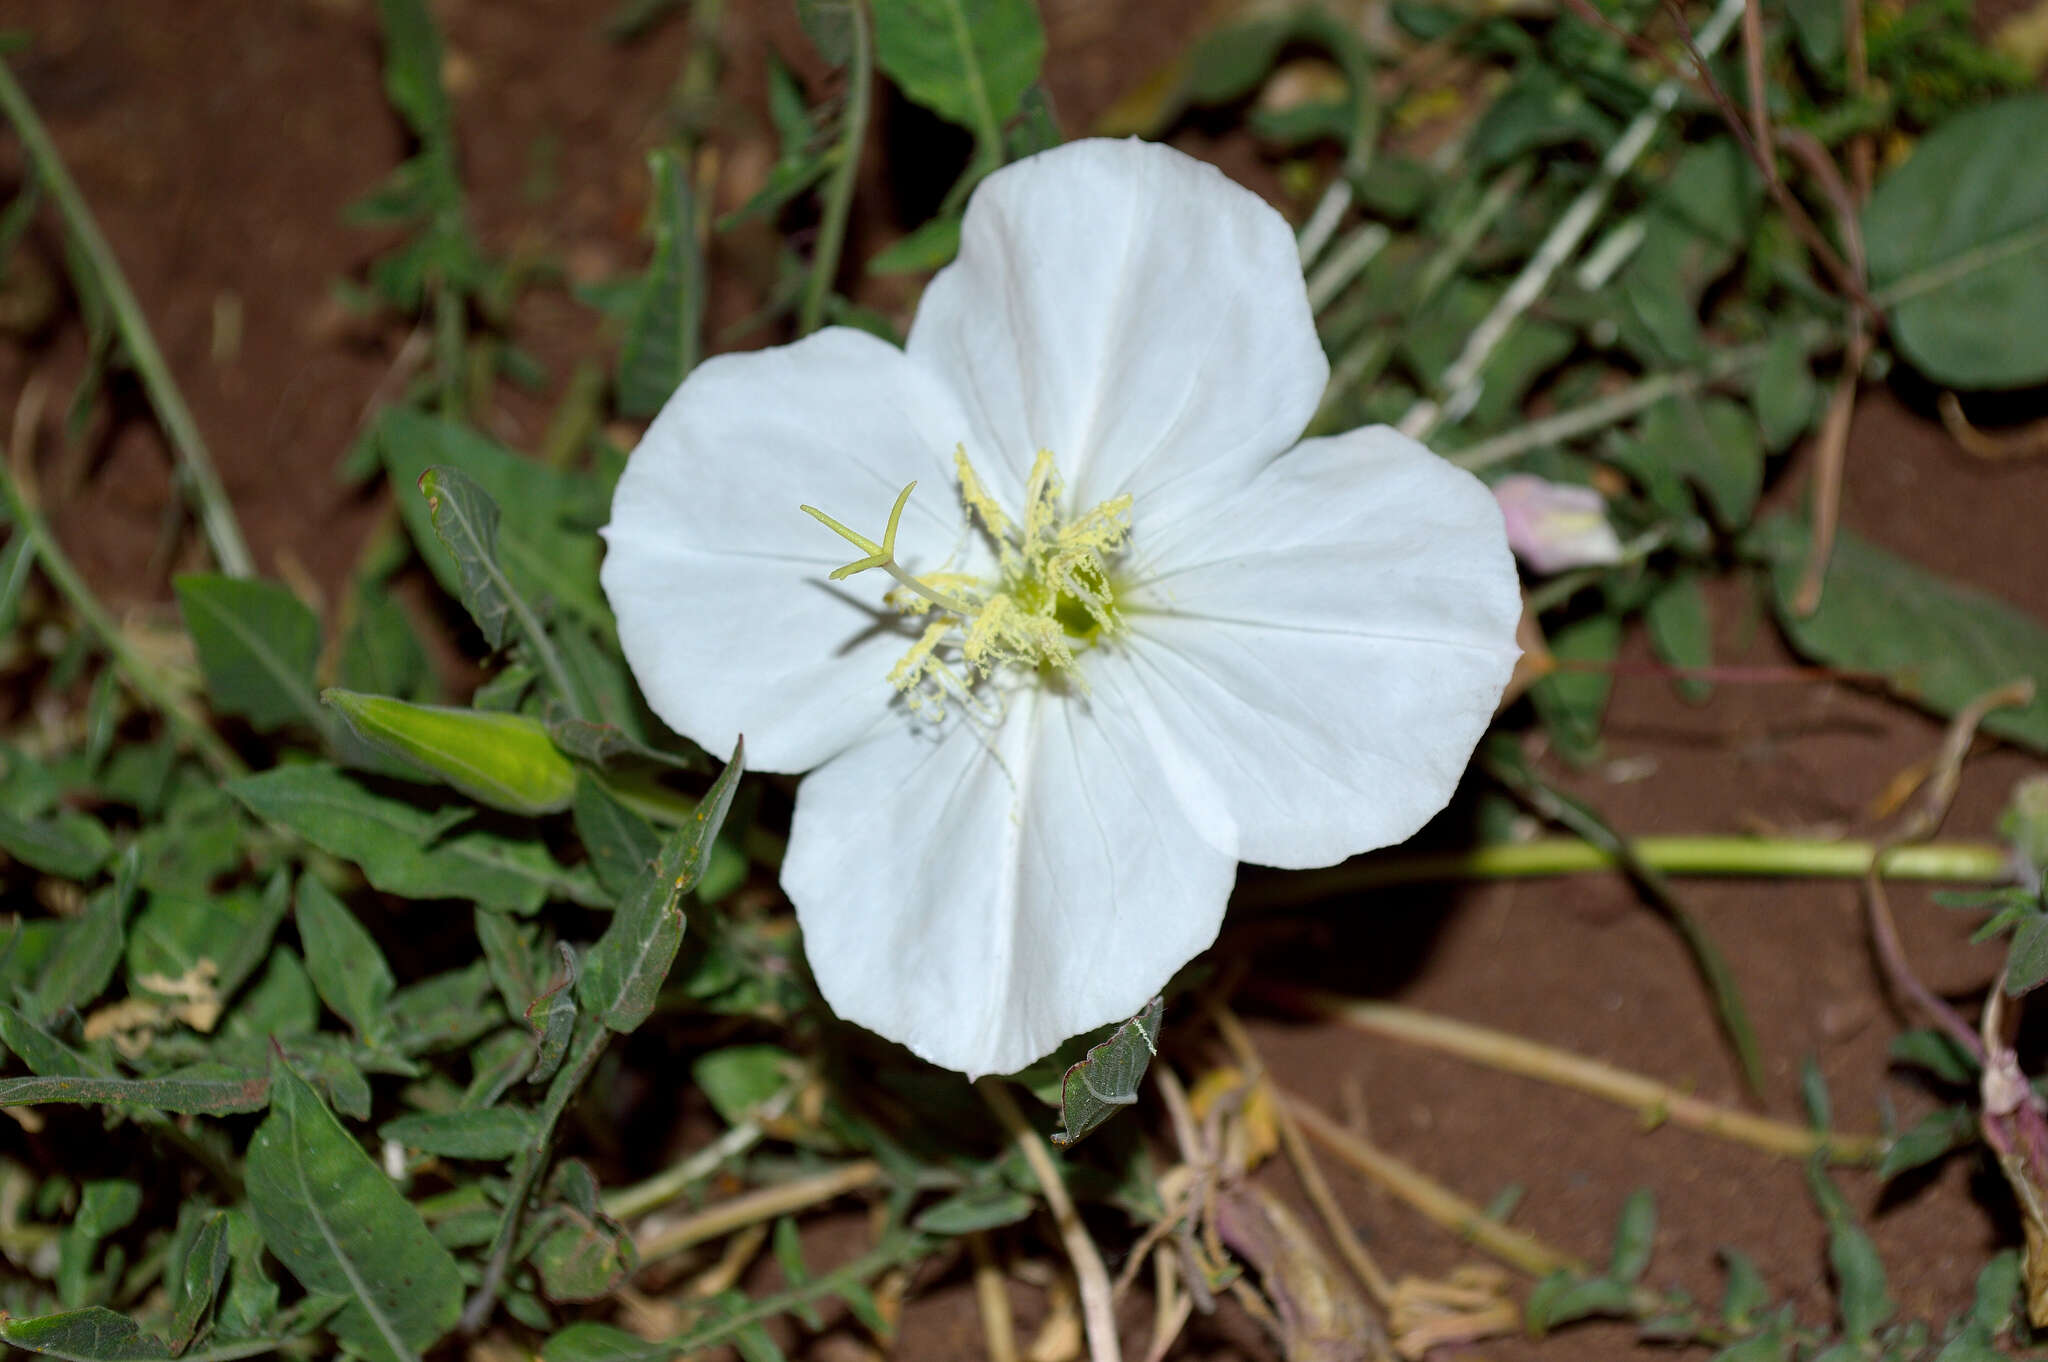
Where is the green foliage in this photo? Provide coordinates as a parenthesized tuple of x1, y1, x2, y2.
(1864, 94, 2048, 389)
(1756, 515, 2048, 753)
(871, 0, 1045, 160)
(1049, 994, 1163, 1148)
(172, 575, 322, 733)
(246, 1061, 464, 1362)
(324, 688, 578, 815)
(616, 150, 702, 418)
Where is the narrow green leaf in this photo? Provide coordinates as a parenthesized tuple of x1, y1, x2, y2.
(0, 1066, 268, 1114)
(1719, 1246, 1768, 1329)
(1877, 1104, 1976, 1182)
(417, 465, 513, 649)
(1888, 1027, 1978, 1085)
(871, 0, 1045, 146)
(173, 575, 323, 732)
(169, 1212, 230, 1353)
(1608, 1188, 1656, 1284)
(25, 852, 137, 1022)
(296, 874, 396, 1045)
(618, 150, 700, 418)
(1051, 995, 1163, 1148)
(0, 805, 113, 880)
(1525, 1270, 1634, 1331)
(389, 962, 501, 1055)
(1806, 1164, 1892, 1342)
(571, 774, 662, 903)
(1752, 331, 1819, 452)
(324, 689, 576, 815)
(246, 1059, 463, 1362)
(1644, 575, 1712, 703)
(229, 763, 599, 913)
(0, 1307, 170, 1360)
(373, 0, 453, 147)
(914, 1188, 1034, 1235)
(541, 1323, 667, 1362)
(380, 1107, 537, 1159)
(1756, 514, 2048, 753)
(580, 741, 744, 1032)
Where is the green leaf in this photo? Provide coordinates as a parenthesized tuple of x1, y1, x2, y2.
(571, 774, 662, 903)
(229, 763, 599, 913)
(296, 874, 396, 1044)
(1525, 1271, 1636, 1331)
(225, 946, 320, 1041)
(1756, 514, 2048, 752)
(324, 689, 577, 815)
(1610, 139, 1758, 365)
(1888, 1027, 1977, 1085)
(2007, 913, 2048, 996)
(129, 875, 290, 1005)
(169, 1211, 229, 1352)
(340, 585, 433, 702)
(1528, 613, 1621, 765)
(871, 0, 1045, 145)
(1877, 1104, 1976, 1182)
(173, 575, 323, 732)
(1608, 1188, 1655, 1283)
(1628, 395, 1763, 532)
(390, 961, 501, 1055)
(580, 742, 744, 1032)
(0, 1308, 170, 1360)
(542, 1323, 667, 1362)
(1051, 995, 1162, 1148)
(1806, 1164, 1892, 1342)
(1864, 94, 2048, 389)
(246, 1060, 463, 1362)
(692, 1044, 796, 1127)
(913, 1187, 1034, 1235)
(867, 214, 962, 276)
(1785, 0, 1844, 71)
(530, 1207, 637, 1303)
(796, 0, 854, 65)
(25, 853, 137, 1022)
(59, 1179, 141, 1304)
(0, 1066, 269, 1114)
(1645, 575, 1712, 703)
(373, 0, 453, 147)
(417, 465, 514, 650)
(1719, 1246, 1768, 1329)
(0, 806, 113, 880)
(380, 1107, 537, 1159)
(618, 150, 700, 418)
(1752, 331, 1819, 452)
(377, 408, 606, 633)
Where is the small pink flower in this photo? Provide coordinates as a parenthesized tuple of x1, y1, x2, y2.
(1493, 474, 1625, 575)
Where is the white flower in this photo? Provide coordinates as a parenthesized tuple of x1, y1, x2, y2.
(1493, 473, 1626, 575)
(601, 138, 1521, 1078)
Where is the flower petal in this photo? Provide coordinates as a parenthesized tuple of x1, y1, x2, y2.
(1116, 425, 1523, 869)
(783, 688, 1236, 1077)
(907, 138, 1327, 521)
(601, 327, 976, 773)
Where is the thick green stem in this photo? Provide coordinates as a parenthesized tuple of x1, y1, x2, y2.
(799, 2, 872, 336)
(1246, 835, 2011, 908)
(0, 61, 254, 578)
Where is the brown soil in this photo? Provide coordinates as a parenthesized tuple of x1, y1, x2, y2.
(5, 2, 2048, 1359)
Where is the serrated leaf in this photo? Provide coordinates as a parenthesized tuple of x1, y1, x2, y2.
(618, 150, 700, 418)
(1051, 995, 1162, 1148)
(1756, 514, 2048, 753)
(173, 575, 323, 732)
(324, 689, 576, 815)
(872, 0, 1045, 144)
(1864, 94, 2048, 389)
(229, 763, 598, 914)
(0, 1307, 171, 1360)
(246, 1060, 462, 1362)
(580, 742, 744, 1032)
(380, 1107, 537, 1159)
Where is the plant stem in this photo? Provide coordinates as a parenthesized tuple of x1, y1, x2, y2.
(1254, 985, 1884, 1164)
(0, 460, 243, 780)
(459, 1019, 608, 1334)
(0, 61, 254, 578)
(1245, 835, 2010, 908)
(1283, 1091, 1585, 1279)
(978, 1078, 1122, 1362)
(601, 1084, 794, 1222)
(799, 0, 871, 336)
(656, 1231, 928, 1353)
(634, 1159, 883, 1262)
(1445, 324, 1836, 471)
(1397, 0, 1748, 443)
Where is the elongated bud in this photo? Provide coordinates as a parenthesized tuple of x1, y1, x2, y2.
(323, 689, 576, 815)
(1493, 474, 1625, 576)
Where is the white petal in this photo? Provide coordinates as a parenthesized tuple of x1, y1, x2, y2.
(783, 689, 1236, 1078)
(906, 138, 1327, 520)
(1115, 426, 1523, 870)
(600, 327, 977, 774)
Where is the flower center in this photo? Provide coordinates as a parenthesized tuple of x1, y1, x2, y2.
(800, 447, 1132, 718)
